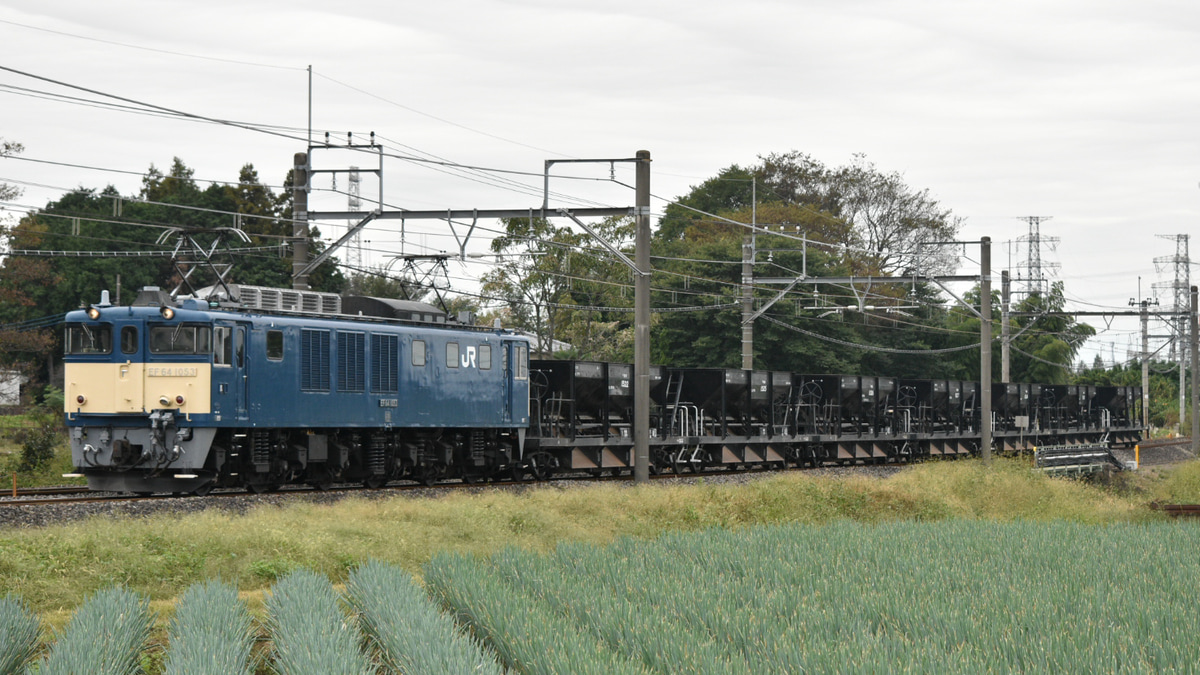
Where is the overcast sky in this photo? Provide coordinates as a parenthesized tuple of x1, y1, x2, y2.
(2, 0, 1198, 368)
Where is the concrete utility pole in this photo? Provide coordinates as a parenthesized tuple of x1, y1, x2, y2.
(1141, 299, 1150, 430)
(741, 235, 754, 369)
(1001, 270, 1011, 383)
(633, 150, 652, 484)
(981, 237, 993, 466)
(292, 152, 310, 291)
(741, 179, 757, 370)
(1191, 285, 1198, 457)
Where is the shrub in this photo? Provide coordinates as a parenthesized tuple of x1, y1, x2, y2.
(15, 421, 60, 471)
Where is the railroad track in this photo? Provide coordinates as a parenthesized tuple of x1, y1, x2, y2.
(1150, 503, 1200, 518)
(0, 462, 829, 509)
(1137, 437, 1193, 450)
(1, 485, 91, 501)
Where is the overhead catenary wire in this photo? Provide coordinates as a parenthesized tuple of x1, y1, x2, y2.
(0, 62, 1139, 363)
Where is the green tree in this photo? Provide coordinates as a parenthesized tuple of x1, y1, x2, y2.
(758, 151, 962, 276)
(1008, 282, 1095, 384)
(649, 153, 966, 373)
(480, 216, 636, 359)
(0, 140, 60, 379)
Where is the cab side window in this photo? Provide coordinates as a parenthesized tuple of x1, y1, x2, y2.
(267, 330, 284, 361)
(213, 326, 233, 366)
(120, 326, 138, 355)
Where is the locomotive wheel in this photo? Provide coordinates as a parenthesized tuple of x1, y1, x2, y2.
(191, 482, 213, 497)
(308, 468, 334, 491)
(247, 481, 271, 494)
(363, 476, 387, 489)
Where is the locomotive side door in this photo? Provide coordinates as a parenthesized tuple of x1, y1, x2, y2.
(503, 339, 529, 425)
(501, 340, 514, 423)
(212, 321, 250, 422)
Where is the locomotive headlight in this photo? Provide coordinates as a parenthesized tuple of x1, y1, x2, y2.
(159, 396, 170, 407)
(76, 395, 87, 405)
(86, 307, 101, 320)
(175, 395, 185, 405)
(160, 306, 175, 320)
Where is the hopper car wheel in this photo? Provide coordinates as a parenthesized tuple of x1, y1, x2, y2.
(671, 450, 695, 475)
(192, 482, 213, 497)
(529, 453, 553, 481)
(364, 476, 387, 489)
(462, 473, 480, 485)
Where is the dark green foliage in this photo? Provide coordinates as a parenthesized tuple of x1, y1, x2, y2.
(0, 157, 344, 331)
(15, 421, 59, 471)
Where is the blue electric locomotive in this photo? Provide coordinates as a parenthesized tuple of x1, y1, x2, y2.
(63, 285, 531, 494)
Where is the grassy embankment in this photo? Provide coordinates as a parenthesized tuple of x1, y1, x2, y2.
(2, 456, 1198, 627)
(0, 414, 85, 489)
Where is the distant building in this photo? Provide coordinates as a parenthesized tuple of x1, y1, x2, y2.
(0, 370, 25, 407)
(512, 330, 574, 359)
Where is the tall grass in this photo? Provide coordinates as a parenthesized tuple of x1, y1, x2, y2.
(264, 568, 373, 675)
(26, 586, 153, 675)
(163, 580, 255, 675)
(0, 594, 41, 673)
(1151, 460, 1200, 503)
(345, 560, 503, 675)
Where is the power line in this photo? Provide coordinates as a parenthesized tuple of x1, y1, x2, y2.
(759, 314, 982, 355)
(0, 18, 304, 71)
(0, 65, 307, 144)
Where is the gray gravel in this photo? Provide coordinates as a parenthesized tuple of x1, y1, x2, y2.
(0, 462, 909, 529)
(1111, 440, 1196, 467)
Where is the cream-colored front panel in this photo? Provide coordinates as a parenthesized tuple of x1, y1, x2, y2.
(144, 364, 211, 414)
(65, 362, 212, 415)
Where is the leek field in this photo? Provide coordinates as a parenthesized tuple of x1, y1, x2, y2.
(2, 458, 1199, 673)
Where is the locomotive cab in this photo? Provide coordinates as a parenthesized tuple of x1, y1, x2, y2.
(63, 290, 219, 493)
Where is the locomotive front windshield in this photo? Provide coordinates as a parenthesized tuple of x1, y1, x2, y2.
(149, 324, 212, 355)
(65, 323, 112, 355)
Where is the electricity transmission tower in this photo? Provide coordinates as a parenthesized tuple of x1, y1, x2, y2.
(346, 167, 363, 269)
(1153, 234, 1190, 431)
(1016, 216, 1058, 298)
